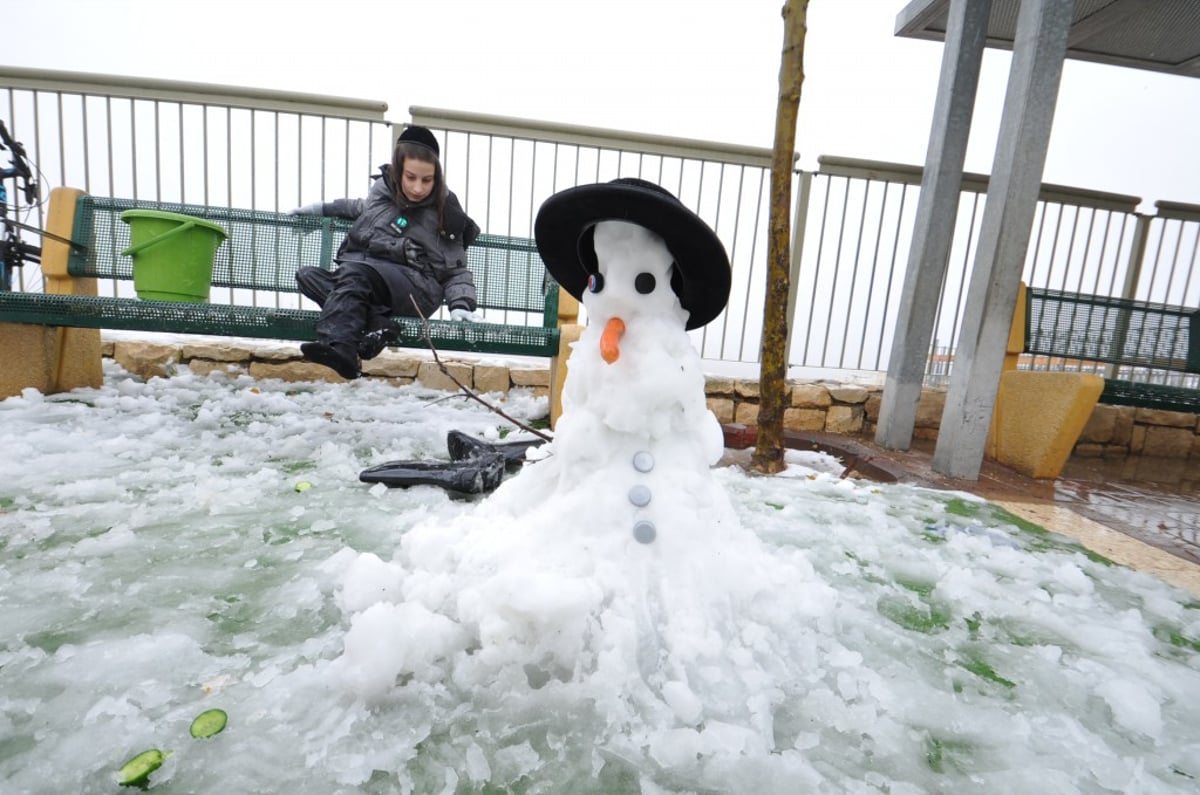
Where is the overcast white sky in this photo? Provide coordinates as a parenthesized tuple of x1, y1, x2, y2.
(6, 0, 1200, 208)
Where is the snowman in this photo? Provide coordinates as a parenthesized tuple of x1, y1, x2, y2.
(483, 178, 739, 552)
(332, 180, 824, 767)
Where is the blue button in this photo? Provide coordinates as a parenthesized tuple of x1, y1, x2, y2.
(628, 484, 651, 507)
(633, 520, 656, 544)
(632, 451, 654, 473)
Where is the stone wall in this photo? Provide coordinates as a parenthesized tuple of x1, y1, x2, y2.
(103, 339, 1200, 461)
(104, 339, 552, 398)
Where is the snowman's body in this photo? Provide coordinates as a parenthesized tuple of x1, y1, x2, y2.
(486, 221, 740, 561)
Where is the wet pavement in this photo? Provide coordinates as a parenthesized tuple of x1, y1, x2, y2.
(725, 426, 1200, 597)
(1054, 457, 1200, 567)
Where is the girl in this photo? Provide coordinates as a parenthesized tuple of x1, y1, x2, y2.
(293, 125, 480, 379)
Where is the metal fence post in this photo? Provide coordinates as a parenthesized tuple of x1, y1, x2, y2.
(784, 169, 813, 366)
(1107, 212, 1151, 378)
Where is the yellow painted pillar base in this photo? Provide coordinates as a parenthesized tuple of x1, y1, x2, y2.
(549, 323, 582, 429)
(0, 322, 102, 398)
(549, 287, 582, 430)
(987, 370, 1104, 479)
(0, 187, 102, 399)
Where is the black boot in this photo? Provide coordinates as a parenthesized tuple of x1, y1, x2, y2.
(301, 341, 361, 379)
(446, 430, 545, 468)
(359, 452, 506, 494)
(358, 324, 399, 360)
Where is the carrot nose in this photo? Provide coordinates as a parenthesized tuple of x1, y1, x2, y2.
(600, 317, 625, 364)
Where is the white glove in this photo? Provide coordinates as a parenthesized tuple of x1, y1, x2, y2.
(289, 202, 325, 216)
(449, 307, 477, 322)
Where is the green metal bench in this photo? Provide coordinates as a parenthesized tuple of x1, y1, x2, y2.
(0, 194, 562, 359)
(1023, 286, 1200, 413)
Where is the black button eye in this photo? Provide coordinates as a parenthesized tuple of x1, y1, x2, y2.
(635, 272, 656, 294)
(587, 272, 605, 293)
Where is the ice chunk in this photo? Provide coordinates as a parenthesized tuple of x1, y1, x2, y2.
(1096, 678, 1163, 739)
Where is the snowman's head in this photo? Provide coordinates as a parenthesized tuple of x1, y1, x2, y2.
(580, 221, 687, 325)
(535, 178, 731, 331)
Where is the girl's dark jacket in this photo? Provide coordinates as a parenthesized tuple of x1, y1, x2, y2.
(322, 166, 481, 316)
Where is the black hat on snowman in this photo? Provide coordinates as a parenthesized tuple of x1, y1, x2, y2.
(534, 178, 731, 330)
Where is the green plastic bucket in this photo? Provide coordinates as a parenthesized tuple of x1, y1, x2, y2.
(120, 209, 228, 302)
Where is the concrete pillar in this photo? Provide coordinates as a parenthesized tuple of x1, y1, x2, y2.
(876, 0, 991, 450)
(933, 0, 1076, 479)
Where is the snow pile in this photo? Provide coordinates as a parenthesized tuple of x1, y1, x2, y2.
(1, 363, 1199, 793)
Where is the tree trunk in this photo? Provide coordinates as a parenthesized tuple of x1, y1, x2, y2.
(750, 0, 808, 475)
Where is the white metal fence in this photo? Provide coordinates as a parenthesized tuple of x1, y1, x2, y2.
(3, 67, 1198, 387)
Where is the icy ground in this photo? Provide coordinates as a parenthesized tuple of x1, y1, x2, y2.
(1, 362, 1199, 794)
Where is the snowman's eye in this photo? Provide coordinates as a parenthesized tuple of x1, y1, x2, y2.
(587, 272, 605, 293)
(635, 272, 656, 294)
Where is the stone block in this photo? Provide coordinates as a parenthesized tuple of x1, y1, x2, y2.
(915, 390, 947, 428)
(734, 380, 760, 399)
(783, 407, 827, 432)
(181, 342, 252, 362)
(113, 341, 181, 381)
(864, 392, 882, 421)
(825, 405, 864, 434)
(250, 361, 348, 383)
(1079, 405, 1119, 444)
(417, 361, 472, 392)
(1072, 443, 1105, 458)
(1141, 425, 1196, 458)
(510, 367, 550, 387)
(187, 360, 245, 378)
(790, 384, 831, 408)
(362, 354, 422, 378)
(1135, 408, 1198, 428)
(1111, 409, 1135, 446)
(828, 385, 870, 404)
(254, 346, 304, 362)
(705, 376, 736, 397)
(473, 365, 512, 394)
(734, 402, 760, 426)
(706, 397, 735, 424)
(1130, 425, 1146, 454)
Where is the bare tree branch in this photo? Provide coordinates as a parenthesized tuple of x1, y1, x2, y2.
(407, 297, 553, 442)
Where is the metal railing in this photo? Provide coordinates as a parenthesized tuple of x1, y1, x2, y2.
(1, 66, 394, 307)
(3, 66, 1198, 390)
(409, 106, 784, 358)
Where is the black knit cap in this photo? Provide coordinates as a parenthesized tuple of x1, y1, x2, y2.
(534, 178, 731, 330)
(397, 125, 440, 158)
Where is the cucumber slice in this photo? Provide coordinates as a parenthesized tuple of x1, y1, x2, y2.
(189, 708, 228, 739)
(118, 748, 166, 787)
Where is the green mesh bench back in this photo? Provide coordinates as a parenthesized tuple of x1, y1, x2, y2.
(468, 234, 553, 316)
(68, 196, 348, 292)
(67, 196, 555, 317)
(1025, 287, 1200, 373)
